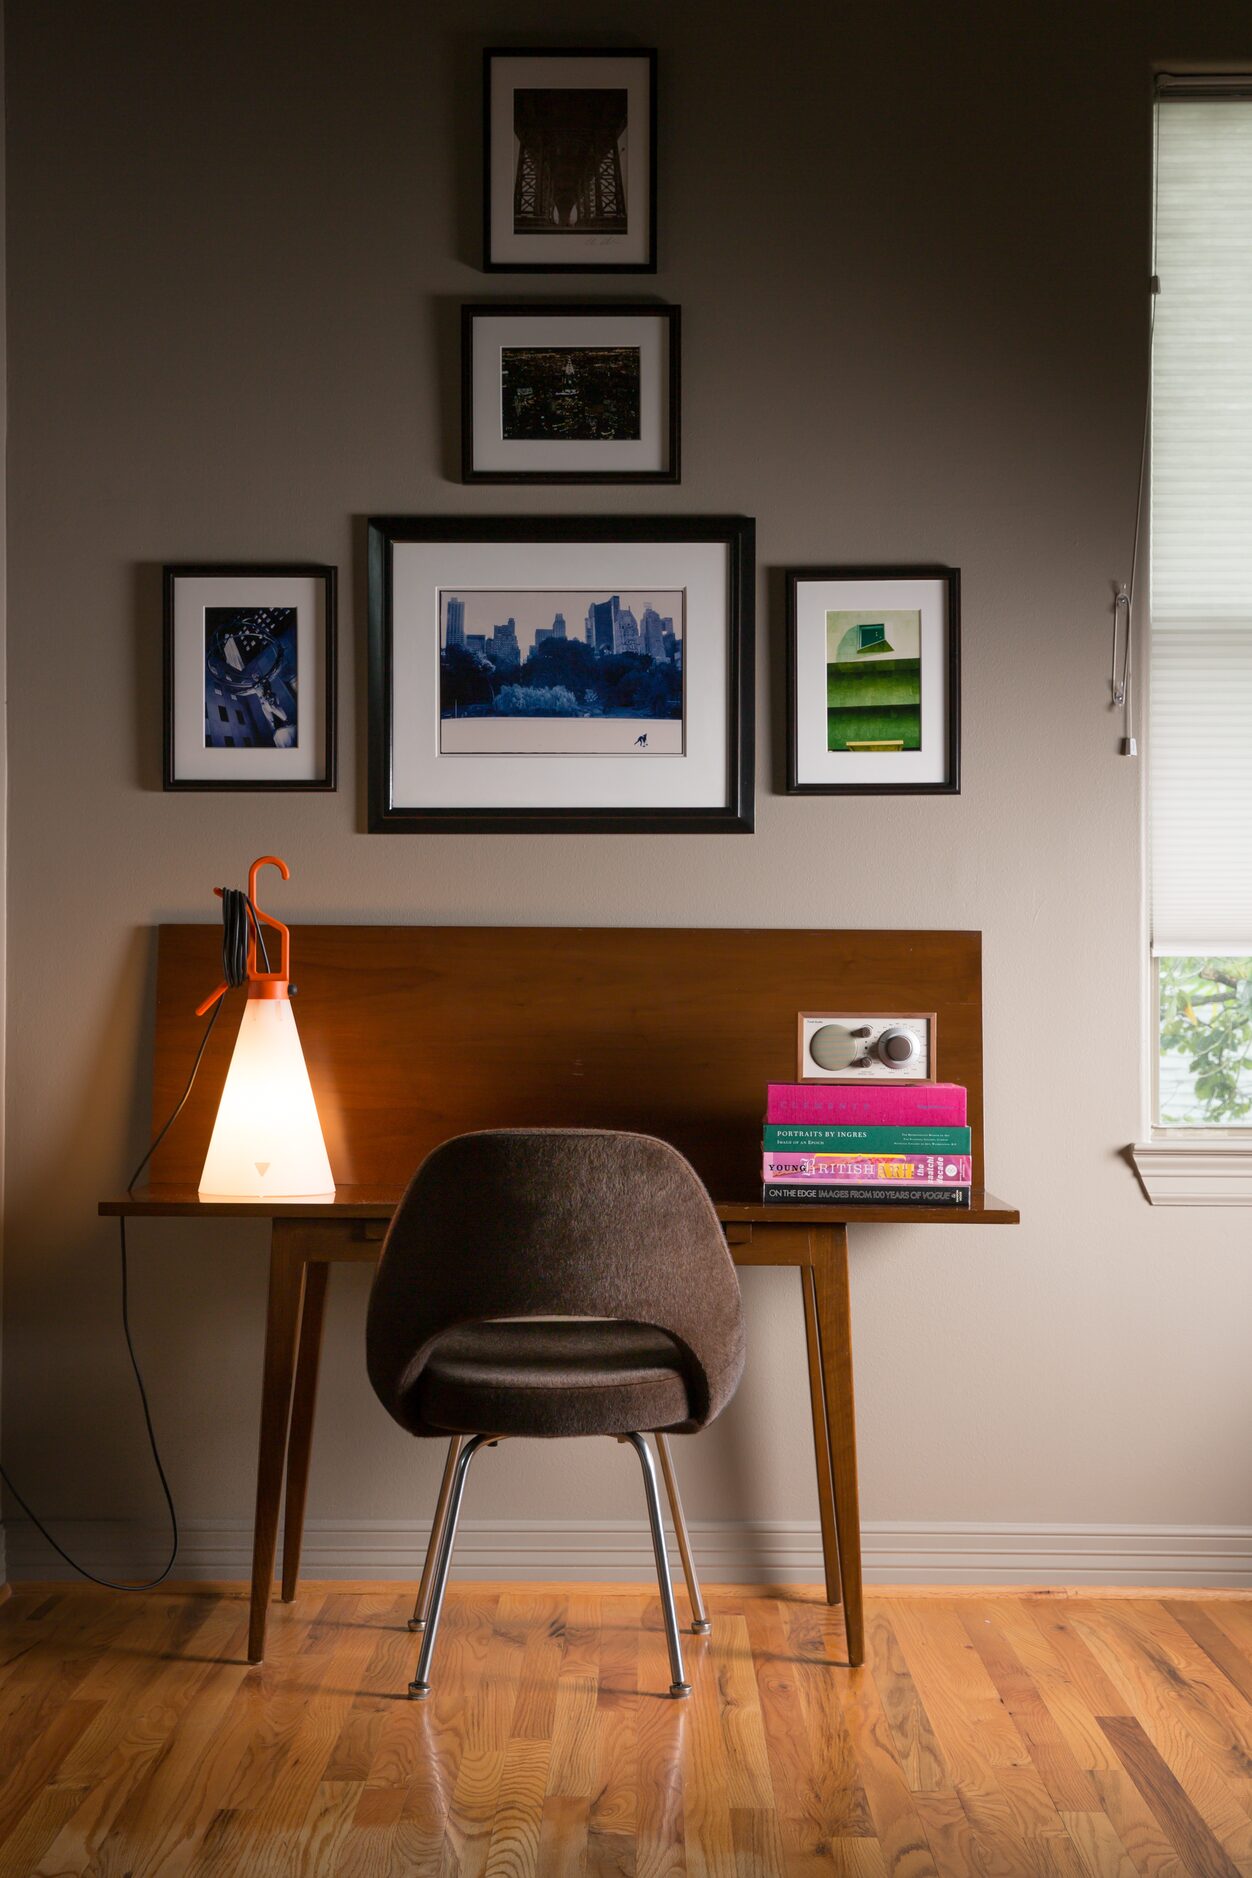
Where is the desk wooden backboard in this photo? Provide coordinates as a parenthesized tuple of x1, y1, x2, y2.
(148, 927, 984, 1198)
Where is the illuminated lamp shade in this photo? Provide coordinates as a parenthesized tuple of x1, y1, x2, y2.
(197, 855, 335, 1202)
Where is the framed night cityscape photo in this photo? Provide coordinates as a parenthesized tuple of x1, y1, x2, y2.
(483, 48, 657, 273)
(368, 516, 754, 833)
(163, 564, 336, 791)
(463, 303, 679, 483)
(785, 566, 960, 795)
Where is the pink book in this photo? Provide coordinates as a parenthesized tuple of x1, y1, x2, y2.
(762, 1153, 972, 1185)
(765, 1082, 967, 1126)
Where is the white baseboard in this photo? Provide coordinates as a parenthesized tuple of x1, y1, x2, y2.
(7, 1517, 1252, 1587)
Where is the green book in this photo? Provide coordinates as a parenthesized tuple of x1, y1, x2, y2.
(763, 1124, 972, 1153)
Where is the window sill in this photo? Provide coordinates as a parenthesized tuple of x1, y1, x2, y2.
(1130, 1137, 1252, 1206)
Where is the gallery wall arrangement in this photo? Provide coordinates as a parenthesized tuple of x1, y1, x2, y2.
(159, 44, 960, 821)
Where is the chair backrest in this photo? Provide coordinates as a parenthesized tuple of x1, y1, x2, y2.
(366, 1128, 745, 1433)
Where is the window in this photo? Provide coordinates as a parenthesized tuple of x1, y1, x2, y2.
(1150, 83, 1252, 1133)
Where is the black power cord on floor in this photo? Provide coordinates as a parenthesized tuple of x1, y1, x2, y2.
(0, 887, 270, 1590)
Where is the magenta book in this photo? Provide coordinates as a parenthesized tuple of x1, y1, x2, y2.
(765, 1082, 968, 1125)
(762, 1153, 972, 1185)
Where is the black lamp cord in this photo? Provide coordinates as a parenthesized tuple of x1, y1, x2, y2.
(0, 888, 270, 1590)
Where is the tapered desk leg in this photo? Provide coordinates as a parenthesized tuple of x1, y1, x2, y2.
(810, 1224, 864, 1666)
(801, 1260, 842, 1607)
(281, 1258, 329, 1602)
(248, 1226, 307, 1663)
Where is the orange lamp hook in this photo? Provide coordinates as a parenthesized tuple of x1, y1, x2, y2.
(194, 855, 295, 1015)
(246, 855, 292, 998)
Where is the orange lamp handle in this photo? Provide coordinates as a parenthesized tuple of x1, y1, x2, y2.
(246, 855, 292, 991)
(194, 856, 296, 1013)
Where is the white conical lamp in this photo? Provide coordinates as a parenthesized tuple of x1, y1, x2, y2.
(198, 856, 335, 1202)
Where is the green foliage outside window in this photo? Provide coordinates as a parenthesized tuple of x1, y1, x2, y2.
(1158, 956, 1252, 1125)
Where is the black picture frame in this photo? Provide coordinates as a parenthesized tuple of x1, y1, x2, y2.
(461, 301, 680, 484)
(483, 47, 658, 274)
(368, 515, 754, 834)
(785, 564, 961, 796)
(163, 562, 337, 792)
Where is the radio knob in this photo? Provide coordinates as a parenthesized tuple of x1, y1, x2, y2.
(876, 1026, 918, 1068)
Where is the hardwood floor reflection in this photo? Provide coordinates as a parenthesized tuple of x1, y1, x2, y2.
(3, 1582, 1252, 1873)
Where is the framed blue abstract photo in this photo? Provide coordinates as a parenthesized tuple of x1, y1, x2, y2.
(163, 564, 336, 791)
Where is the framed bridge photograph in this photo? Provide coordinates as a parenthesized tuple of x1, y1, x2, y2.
(462, 303, 679, 483)
(785, 565, 961, 795)
(483, 48, 657, 273)
(367, 515, 754, 833)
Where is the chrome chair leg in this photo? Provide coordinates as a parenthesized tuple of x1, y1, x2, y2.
(625, 1432, 690, 1698)
(408, 1433, 491, 1699)
(409, 1436, 464, 1632)
(655, 1432, 711, 1635)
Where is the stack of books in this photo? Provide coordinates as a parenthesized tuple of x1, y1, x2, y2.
(762, 1082, 971, 1207)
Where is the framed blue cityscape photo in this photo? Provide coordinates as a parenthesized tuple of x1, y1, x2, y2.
(163, 564, 337, 791)
(368, 516, 754, 833)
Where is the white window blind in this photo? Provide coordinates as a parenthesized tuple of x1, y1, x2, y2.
(1151, 93, 1252, 955)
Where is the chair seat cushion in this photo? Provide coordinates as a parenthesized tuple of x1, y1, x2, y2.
(413, 1319, 695, 1438)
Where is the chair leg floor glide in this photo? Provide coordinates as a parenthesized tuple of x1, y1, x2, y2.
(406, 1432, 693, 1701)
(408, 1433, 492, 1699)
(626, 1432, 691, 1696)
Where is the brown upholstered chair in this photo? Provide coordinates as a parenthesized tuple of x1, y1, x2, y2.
(366, 1128, 746, 1700)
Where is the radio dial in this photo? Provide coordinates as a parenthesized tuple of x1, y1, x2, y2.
(876, 1026, 918, 1069)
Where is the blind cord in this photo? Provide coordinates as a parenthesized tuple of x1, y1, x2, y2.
(0, 888, 269, 1591)
(1117, 99, 1163, 757)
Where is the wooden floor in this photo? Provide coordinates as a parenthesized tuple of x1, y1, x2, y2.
(4, 1585, 1252, 1875)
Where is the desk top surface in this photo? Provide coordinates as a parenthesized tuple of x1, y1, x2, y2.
(101, 1184, 1019, 1226)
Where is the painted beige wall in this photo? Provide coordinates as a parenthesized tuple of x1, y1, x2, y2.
(4, 0, 1251, 1581)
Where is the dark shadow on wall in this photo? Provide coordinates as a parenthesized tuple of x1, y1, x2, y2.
(766, 563, 789, 798)
(134, 563, 165, 792)
(352, 515, 372, 836)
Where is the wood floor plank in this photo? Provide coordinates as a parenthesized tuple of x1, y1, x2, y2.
(2, 1585, 1250, 1877)
(742, 1597, 824, 1867)
(1060, 1804, 1142, 1878)
(1087, 1767, 1190, 1878)
(960, 1604, 1101, 1812)
(865, 1608, 948, 1796)
(1099, 1714, 1243, 1878)
(782, 1599, 875, 1842)
(0, 1779, 92, 1878)
(729, 1802, 785, 1878)
(634, 1602, 687, 1878)
(1165, 1604, 1252, 1716)
(888, 1601, 1031, 1781)
(842, 1653, 940, 1877)
(405, 1586, 501, 1844)
(536, 1792, 591, 1878)
(0, 1698, 102, 1859)
(681, 1593, 737, 1878)
(980, 1597, 1122, 1776)
(1103, 1601, 1252, 1779)
(1071, 1604, 1252, 1866)
(706, 1612, 773, 1814)
(590, 1593, 639, 1840)
(484, 1733, 551, 1878)
(31, 1605, 251, 1877)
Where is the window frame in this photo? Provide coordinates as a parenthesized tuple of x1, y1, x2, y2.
(1133, 73, 1252, 1203)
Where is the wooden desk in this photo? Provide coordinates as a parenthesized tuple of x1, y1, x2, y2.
(101, 1184, 1018, 1667)
(104, 921, 1017, 1667)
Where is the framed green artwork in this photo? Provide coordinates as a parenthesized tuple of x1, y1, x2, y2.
(785, 566, 960, 795)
